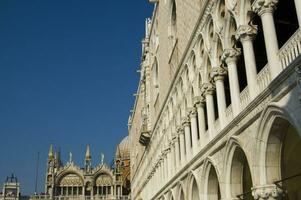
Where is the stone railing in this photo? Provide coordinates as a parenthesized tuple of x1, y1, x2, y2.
(239, 87, 250, 109)
(257, 65, 271, 93)
(279, 28, 301, 70)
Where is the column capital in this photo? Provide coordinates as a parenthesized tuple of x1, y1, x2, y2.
(252, 184, 283, 200)
(235, 25, 258, 42)
(252, 0, 278, 16)
(181, 117, 190, 127)
(210, 66, 228, 81)
(172, 135, 178, 143)
(164, 147, 171, 154)
(193, 96, 206, 107)
(222, 48, 241, 65)
(201, 83, 216, 96)
(176, 126, 184, 134)
(189, 107, 197, 117)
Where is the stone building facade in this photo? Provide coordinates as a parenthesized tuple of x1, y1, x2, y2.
(38, 139, 130, 200)
(129, 0, 301, 199)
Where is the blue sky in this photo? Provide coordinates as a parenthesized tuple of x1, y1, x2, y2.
(0, 0, 153, 195)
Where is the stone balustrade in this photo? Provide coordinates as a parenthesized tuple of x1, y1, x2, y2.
(279, 28, 301, 69)
(239, 87, 250, 109)
(257, 65, 271, 93)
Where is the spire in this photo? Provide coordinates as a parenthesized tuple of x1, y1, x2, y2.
(69, 152, 73, 163)
(85, 145, 91, 160)
(85, 145, 92, 173)
(48, 144, 54, 159)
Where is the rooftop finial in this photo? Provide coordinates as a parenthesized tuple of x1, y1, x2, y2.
(69, 152, 73, 163)
(48, 144, 54, 159)
(85, 145, 91, 160)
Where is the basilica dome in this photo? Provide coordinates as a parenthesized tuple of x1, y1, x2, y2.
(115, 136, 130, 159)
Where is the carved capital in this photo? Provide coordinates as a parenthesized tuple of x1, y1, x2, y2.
(222, 48, 241, 64)
(189, 107, 197, 118)
(172, 135, 178, 143)
(193, 96, 206, 107)
(210, 66, 228, 81)
(165, 146, 171, 153)
(252, 0, 278, 15)
(182, 117, 190, 127)
(235, 25, 258, 42)
(201, 83, 216, 96)
(176, 126, 184, 135)
(252, 184, 283, 200)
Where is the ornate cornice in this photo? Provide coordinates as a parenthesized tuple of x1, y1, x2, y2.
(235, 25, 258, 42)
(252, 0, 278, 16)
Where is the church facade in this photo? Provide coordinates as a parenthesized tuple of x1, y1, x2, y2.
(37, 138, 130, 200)
(129, 0, 301, 199)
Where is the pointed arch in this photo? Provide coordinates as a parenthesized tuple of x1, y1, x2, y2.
(187, 171, 201, 200)
(224, 136, 253, 199)
(201, 157, 222, 200)
(256, 103, 301, 185)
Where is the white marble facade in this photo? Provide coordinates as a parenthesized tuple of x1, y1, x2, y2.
(129, 0, 301, 199)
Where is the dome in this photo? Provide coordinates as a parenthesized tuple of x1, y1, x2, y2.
(115, 136, 130, 159)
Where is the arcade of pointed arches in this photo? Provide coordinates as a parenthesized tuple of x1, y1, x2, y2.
(146, 105, 301, 199)
(138, 0, 300, 197)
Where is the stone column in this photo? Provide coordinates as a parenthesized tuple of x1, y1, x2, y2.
(189, 107, 199, 155)
(201, 83, 216, 135)
(222, 48, 241, 115)
(174, 135, 180, 171)
(177, 126, 186, 165)
(252, 184, 283, 200)
(194, 96, 206, 146)
(253, 0, 281, 79)
(166, 147, 171, 180)
(182, 117, 192, 159)
(211, 66, 228, 127)
(236, 24, 258, 99)
(294, 0, 301, 26)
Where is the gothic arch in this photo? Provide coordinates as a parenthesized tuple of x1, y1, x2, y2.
(55, 169, 84, 186)
(93, 170, 114, 186)
(201, 157, 223, 200)
(223, 11, 238, 49)
(187, 171, 201, 200)
(236, 0, 253, 26)
(176, 182, 186, 200)
(212, 0, 227, 30)
(224, 136, 254, 199)
(256, 103, 301, 185)
(168, 190, 176, 200)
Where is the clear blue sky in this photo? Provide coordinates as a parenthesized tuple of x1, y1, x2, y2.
(0, 0, 153, 195)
